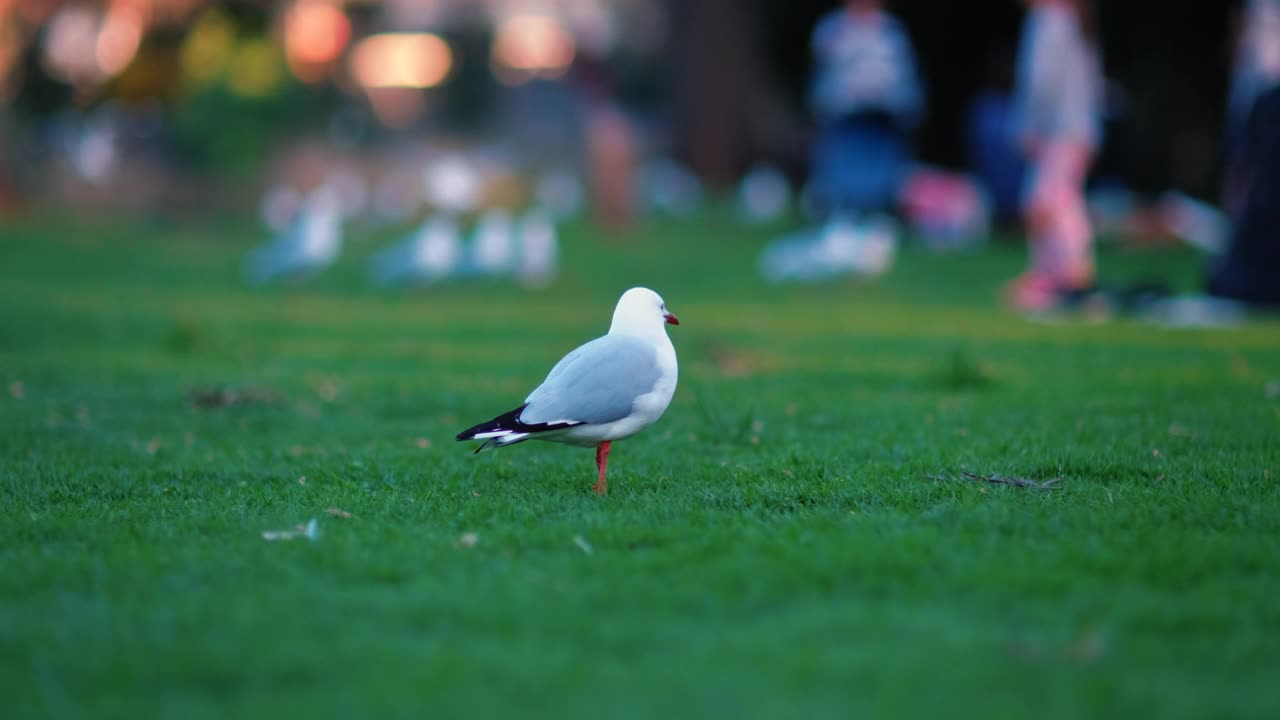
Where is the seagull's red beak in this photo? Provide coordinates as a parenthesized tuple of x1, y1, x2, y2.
(664, 312, 680, 325)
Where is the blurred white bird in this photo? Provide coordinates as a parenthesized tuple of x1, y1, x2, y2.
(369, 215, 462, 286)
(423, 153, 481, 215)
(463, 208, 516, 277)
(637, 158, 703, 217)
(516, 208, 559, 288)
(245, 184, 343, 284)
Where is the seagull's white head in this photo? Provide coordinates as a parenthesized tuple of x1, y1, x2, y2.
(609, 287, 679, 336)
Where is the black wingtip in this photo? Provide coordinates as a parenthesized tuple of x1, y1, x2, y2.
(456, 405, 528, 442)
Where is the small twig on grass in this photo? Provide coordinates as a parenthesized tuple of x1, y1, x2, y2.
(927, 472, 1063, 490)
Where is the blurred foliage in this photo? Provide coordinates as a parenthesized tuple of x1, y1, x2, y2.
(169, 80, 309, 176)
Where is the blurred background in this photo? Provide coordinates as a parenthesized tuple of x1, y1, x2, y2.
(0, 0, 1272, 309)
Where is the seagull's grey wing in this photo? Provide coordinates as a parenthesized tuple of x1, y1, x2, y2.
(521, 335, 660, 425)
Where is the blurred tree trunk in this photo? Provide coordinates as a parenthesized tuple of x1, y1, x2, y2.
(668, 0, 762, 187)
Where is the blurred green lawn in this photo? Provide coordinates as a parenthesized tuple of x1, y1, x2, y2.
(1, 212, 1278, 719)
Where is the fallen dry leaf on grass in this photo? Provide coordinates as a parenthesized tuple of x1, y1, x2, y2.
(1007, 625, 1108, 665)
(317, 383, 339, 401)
(456, 532, 478, 548)
(572, 535, 593, 555)
(324, 507, 352, 519)
(707, 344, 772, 378)
(187, 386, 283, 410)
(262, 518, 318, 542)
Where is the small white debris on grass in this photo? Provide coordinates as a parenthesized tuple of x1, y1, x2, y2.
(262, 518, 319, 542)
(572, 535, 593, 555)
(456, 532, 478, 549)
(324, 507, 352, 519)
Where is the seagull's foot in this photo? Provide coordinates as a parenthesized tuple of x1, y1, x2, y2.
(593, 478, 607, 495)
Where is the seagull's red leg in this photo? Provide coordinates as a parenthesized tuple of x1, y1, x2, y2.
(593, 441, 611, 495)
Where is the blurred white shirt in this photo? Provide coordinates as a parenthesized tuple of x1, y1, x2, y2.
(1014, 4, 1103, 151)
(809, 9, 924, 126)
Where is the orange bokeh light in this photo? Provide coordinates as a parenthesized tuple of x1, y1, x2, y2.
(284, 0, 350, 83)
(96, 3, 145, 76)
(351, 33, 452, 89)
(491, 14, 575, 83)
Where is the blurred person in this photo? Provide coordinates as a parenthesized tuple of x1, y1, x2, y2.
(1226, 0, 1280, 160)
(966, 47, 1026, 226)
(1208, 1, 1280, 307)
(1137, 3, 1280, 325)
(585, 101, 637, 231)
(1223, 0, 1280, 219)
(1005, 0, 1103, 312)
(807, 0, 924, 218)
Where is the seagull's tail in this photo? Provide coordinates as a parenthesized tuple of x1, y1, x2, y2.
(469, 434, 529, 454)
(456, 404, 580, 453)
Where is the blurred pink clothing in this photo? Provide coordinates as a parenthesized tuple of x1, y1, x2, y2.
(1011, 3, 1101, 304)
(1025, 141, 1094, 285)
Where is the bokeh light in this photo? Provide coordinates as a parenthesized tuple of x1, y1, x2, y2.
(227, 38, 284, 98)
(180, 9, 235, 86)
(43, 5, 104, 87)
(96, 2, 145, 77)
(283, 0, 351, 84)
(491, 13, 575, 85)
(350, 33, 452, 90)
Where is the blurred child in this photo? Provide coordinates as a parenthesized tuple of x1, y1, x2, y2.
(1007, 0, 1103, 312)
(808, 0, 924, 217)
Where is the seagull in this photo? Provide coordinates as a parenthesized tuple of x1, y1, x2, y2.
(368, 215, 461, 285)
(463, 208, 516, 277)
(457, 287, 680, 495)
(245, 184, 342, 284)
(515, 207, 559, 288)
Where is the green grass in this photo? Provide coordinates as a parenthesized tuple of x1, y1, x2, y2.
(2, 211, 1278, 719)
